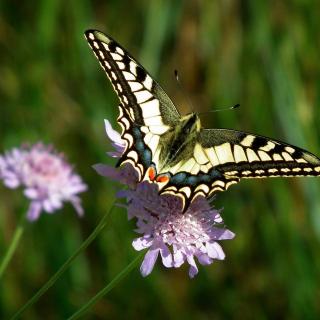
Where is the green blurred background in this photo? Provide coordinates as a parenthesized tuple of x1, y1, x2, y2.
(1, 1, 320, 319)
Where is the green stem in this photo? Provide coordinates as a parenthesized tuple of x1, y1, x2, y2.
(67, 251, 144, 320)
(10, 204, 115, 320)
(0, 215, 26, 279)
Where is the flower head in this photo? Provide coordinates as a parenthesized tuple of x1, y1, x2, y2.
(120, 182, 235, 278)
(0, 143, 87, 221)
(96, 119, 235, 277)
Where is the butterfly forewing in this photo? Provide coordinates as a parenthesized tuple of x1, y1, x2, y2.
(85, 30, 181, 180)
(85, 30, 180, 126)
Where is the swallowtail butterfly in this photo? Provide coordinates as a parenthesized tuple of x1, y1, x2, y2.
(85, 30, 320, 210)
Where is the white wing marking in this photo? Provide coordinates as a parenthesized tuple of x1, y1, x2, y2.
(123, 71, 135, 81)
(240, 135, 255, 147)
(134, 90, 153, 103)
(234, 145, 247, 163)
(143, 75, 153, 90)
(140, 99, 161, 118)
(272, 153, 283, 161)
(204, 148, 220, 166)
(281, 152, 293, 161)
(260, 141, 276, 152)
(144, 116, 163, 126)
(149, 125, 169, 135)
(179, 158, 196, 172)
(148, 135, 160, 154)
(128, 81, 143, 92)
(190, 163, 201, 174)
(127, 150, 138, 162)
(180, 186, 191, 198)
(194, 143, 209, 165)
(110, 52, 122, 60)
(144, 132, 153, 144)
(258, 150, 271, 161)
(214, 143, 235, 164)
(246, 149, 260, 162)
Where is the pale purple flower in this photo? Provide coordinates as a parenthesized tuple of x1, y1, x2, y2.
(120, 183, 235, 278)
(0, 143, 87, 221)
(104, 119, 126, 158)
(95, 119, 235, 278)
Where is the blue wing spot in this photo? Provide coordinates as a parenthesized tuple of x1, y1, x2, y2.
(209, 169, 223, 178)
(142, 149, 152, 166)
(132, 127, 142, 138)
(135, 140, 145, 152)
(171, 172, 187, 185)
(201, 175, 211, 183)
(186, 176, 199, 186)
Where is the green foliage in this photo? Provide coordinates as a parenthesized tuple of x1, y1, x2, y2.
(1, 1, 320, 318)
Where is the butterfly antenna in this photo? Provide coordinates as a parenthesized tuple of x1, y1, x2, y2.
(199, 103, 240, 116)
(174, 69, 195, 113)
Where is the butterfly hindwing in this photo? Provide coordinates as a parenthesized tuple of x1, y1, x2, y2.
(117, 102, 165, 181)
(199, 128, 320, 178)
(159, 128, 320, 208)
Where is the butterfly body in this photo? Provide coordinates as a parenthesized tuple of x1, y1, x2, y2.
(156, 112, 200, 172)
(85, 29, 320, 210)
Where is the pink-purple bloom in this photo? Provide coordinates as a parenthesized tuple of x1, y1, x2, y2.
(95, 119, 235, 278)
(0, 143, 87, 221)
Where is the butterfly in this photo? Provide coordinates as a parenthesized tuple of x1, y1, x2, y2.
(85, 29, 320, 211)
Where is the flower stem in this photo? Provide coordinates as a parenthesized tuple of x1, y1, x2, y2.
(10, 204, 116, 320)
(0, 215, 26, 279)
(67, 251, 144, 320)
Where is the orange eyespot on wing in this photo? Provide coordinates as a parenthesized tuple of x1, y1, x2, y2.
(156, 175, 170, 183)
(148, 166, 156, 181)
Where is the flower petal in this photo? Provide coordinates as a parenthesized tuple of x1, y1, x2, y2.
(24, 188, 39, 199)
(92, 164, 117, 178)
(132, 237, 153, 250)
(4, 178, 20, 189)
(107, 151, 123, 158)
(187, 255, 199, 278)
(27, 201, 42, 222)
(70, 196, 84, 217)
(104, 120, 123, 144)
(173, 247, 185, 267)
(197, 253, 212, 266)
(140, 248, 160, 277)
(209, 228, 236, 240)
(206, 242, 225, 260)
(159, 244, 173, 268)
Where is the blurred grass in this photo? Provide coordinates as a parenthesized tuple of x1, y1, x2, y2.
(1, 0, 320, 319)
